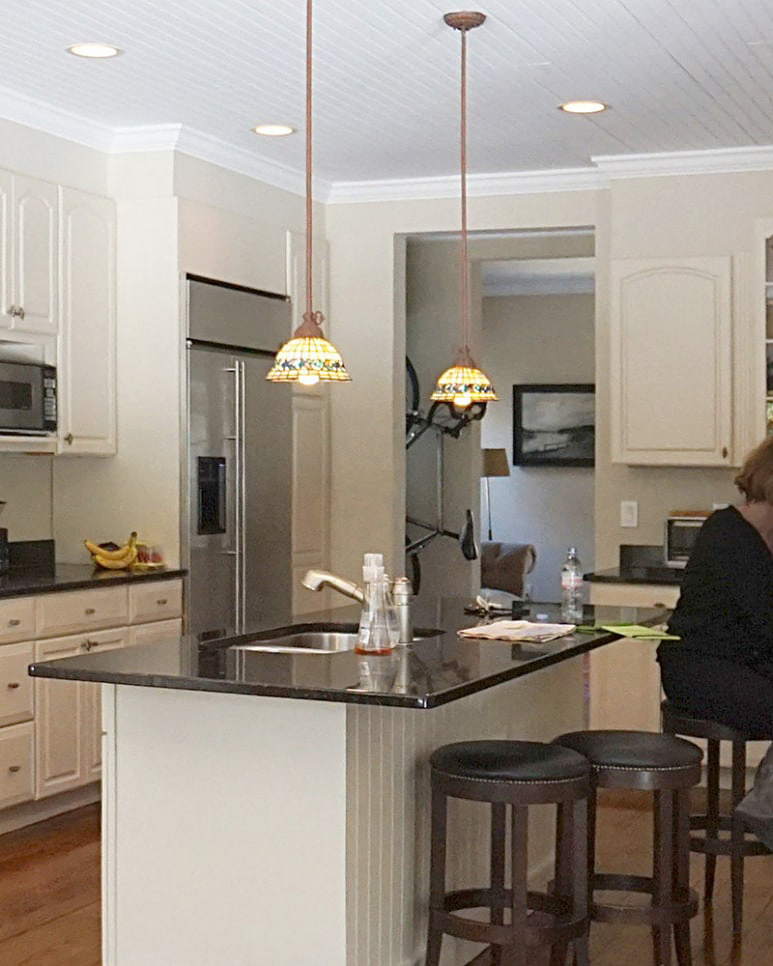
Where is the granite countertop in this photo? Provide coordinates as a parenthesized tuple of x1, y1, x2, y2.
(585, 566, 683, 586)
(28, 597, 668, 709)
(0, 563, 186, 599)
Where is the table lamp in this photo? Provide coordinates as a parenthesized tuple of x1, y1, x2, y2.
(481, 448, 510, 540)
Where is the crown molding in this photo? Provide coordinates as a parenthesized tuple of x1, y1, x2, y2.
(323, 166, 608, 204)
(592, 144, 773, 179)
(0, 84, 113, 151)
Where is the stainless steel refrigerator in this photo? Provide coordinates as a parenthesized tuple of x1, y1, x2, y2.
(185, 277, 292, 636)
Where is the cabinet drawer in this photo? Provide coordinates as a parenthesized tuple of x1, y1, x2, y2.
(0, 597, 35, 645)
(36, 586, 129, 639)
(0, 641, 34, 727)
(129, 580, 183, 625)
(0, 721, 34, 808)
(130, 618, 183, 648)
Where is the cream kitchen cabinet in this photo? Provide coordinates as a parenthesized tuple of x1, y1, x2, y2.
(57, 186, 117, 455)
(0, 576, 184, 813)
(0, 170, 58, 336)
(35, 627, 129, 798)
(610, 255, 733, 466)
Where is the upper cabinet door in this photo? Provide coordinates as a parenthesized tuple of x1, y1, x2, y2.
(0, 171, 10, 331)
(57, 187, 117, 455)
(12, 174, 58, 335)
(610, 255, 732, 466)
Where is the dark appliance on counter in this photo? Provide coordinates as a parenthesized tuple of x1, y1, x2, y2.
(0, 360, 57, 435)
(185, 276, 292, 636)
(665, 511, 710, 568)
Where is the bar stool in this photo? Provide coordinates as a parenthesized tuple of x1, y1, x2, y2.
(661, 699, 772, 938)
(552, 730, 702, 966)
(425, 740, 591, 966)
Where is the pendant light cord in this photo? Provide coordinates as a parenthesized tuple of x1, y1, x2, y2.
(459, 25, 469, 357)
(305, 0, 314, 323)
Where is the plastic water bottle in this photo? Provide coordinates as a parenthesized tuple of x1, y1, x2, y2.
(560, 547, 584, 623)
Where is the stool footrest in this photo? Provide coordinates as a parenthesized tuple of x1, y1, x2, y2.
(690, 834, 771, 857)
(434, 887, 586, 947)
(592, 874, 698, 926)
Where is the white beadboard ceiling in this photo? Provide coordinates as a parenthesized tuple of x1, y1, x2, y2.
(3, 0, 773, 193)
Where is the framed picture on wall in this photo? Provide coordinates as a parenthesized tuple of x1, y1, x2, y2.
(513, 384, 595, 467)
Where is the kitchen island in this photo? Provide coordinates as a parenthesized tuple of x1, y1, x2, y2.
(29, 599, 665, 966)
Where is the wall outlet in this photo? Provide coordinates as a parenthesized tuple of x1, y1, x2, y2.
(620, 500, 638, 528)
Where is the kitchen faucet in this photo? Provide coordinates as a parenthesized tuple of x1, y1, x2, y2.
(301, 569, 413, 644)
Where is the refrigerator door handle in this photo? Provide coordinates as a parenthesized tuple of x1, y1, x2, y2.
(223, 364, 243, 631)
(236, 359, 247, 632)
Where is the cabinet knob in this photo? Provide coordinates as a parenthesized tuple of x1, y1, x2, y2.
(64, 433, 74, 445)
(83, 640, 97, 651)
(722, 446, 728, 459)
(157, 599, 168, 606)
(85, 608, 95, 615)
(8, 765, 20, 774)
(7, 619, 20, 627)
(7, 682, 20, 690)
(16, 305, 25, 320)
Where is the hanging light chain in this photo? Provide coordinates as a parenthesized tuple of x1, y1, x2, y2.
(305, 0, 314, 323)
(459, 23, 469, 354)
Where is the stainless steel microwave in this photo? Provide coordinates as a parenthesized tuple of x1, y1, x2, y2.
(0, 361, 57, 435)
(664, 512, 710, 568)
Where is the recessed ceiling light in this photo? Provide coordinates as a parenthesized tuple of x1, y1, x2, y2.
(559, 100, 608, 114)
(252, 124, 295, 137)
(67, 42, 122, 59)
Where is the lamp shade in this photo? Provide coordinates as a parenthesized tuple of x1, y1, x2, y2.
(482, 448, 510, 478)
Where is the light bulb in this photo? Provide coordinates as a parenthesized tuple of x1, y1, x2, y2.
(453, 394, 472, 410)
(298, 373, 320, 386)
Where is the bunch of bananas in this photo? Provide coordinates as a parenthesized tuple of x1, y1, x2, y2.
(84, 532, 138, 570)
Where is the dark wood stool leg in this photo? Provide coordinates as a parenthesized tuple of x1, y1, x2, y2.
(550, 802, 571, 966)
(425, 784, 447, 966)
(505, 804, 528, 966)
(653, 790, 674, 966)
(673, 788, 693, 966)
(572, 795, 590, 966)
(730, 739, 746, 940)
(704, 739, 720, 903)
(491, 801, 507, 966)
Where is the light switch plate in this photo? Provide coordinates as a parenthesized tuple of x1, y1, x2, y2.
(620, 500, 638, 528)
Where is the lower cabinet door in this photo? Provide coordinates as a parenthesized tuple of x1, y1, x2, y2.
(35, 628, 128, 797)
(0, 721, 34, 808)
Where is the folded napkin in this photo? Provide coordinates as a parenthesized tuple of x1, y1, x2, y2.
(597, 623, 680, 640)
(457, 619, 576, 644)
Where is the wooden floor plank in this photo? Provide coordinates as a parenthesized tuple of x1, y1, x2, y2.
(0, 800, 770, 965)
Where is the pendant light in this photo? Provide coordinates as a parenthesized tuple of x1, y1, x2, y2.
(266, 0, 351, 386)
(431, 11, 496, 411)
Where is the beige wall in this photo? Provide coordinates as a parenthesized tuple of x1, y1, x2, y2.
(482, 293, 595, 601)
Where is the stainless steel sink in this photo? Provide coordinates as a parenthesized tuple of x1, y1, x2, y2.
(229, 621, 443, 654)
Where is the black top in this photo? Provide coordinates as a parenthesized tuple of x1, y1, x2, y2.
(28, 599, 667, 710)
(0, 563, 186, 599)
(664, 506, 773, 666)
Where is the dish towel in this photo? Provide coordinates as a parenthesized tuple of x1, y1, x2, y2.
(457, 619, 576, 644)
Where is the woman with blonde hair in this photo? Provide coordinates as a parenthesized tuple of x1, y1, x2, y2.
(658, 435, 773, 845)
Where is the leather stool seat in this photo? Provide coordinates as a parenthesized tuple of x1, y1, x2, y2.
(430, 739, 590, 784)
(426, 739, 592, 966)
(554, 729, 703, 773)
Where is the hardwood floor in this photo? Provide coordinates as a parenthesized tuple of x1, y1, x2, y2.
(0, 804, 100, 966)
(0, 799, 770, 965)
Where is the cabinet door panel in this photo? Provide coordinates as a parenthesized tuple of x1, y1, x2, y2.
(0, 641, 35, 727)
(58, 187, 116, 454)
(83, 631, 127, 780)
(0, 722, 34, 808)
(36, 586, 128, 639)
(610, 256, 732, 465)
(0, 170, 10, 330)
(12, 175, 57, 335)
(129, 579, 183, 625)
(0, 596, 36, 644)
(129, 618, 182, 648)
(34, 636, 83, 798)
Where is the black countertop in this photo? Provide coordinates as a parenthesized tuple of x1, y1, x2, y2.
(585, 566, 683, 586)
(0, 563, 186, 599)
(28, 598, 667, 709)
